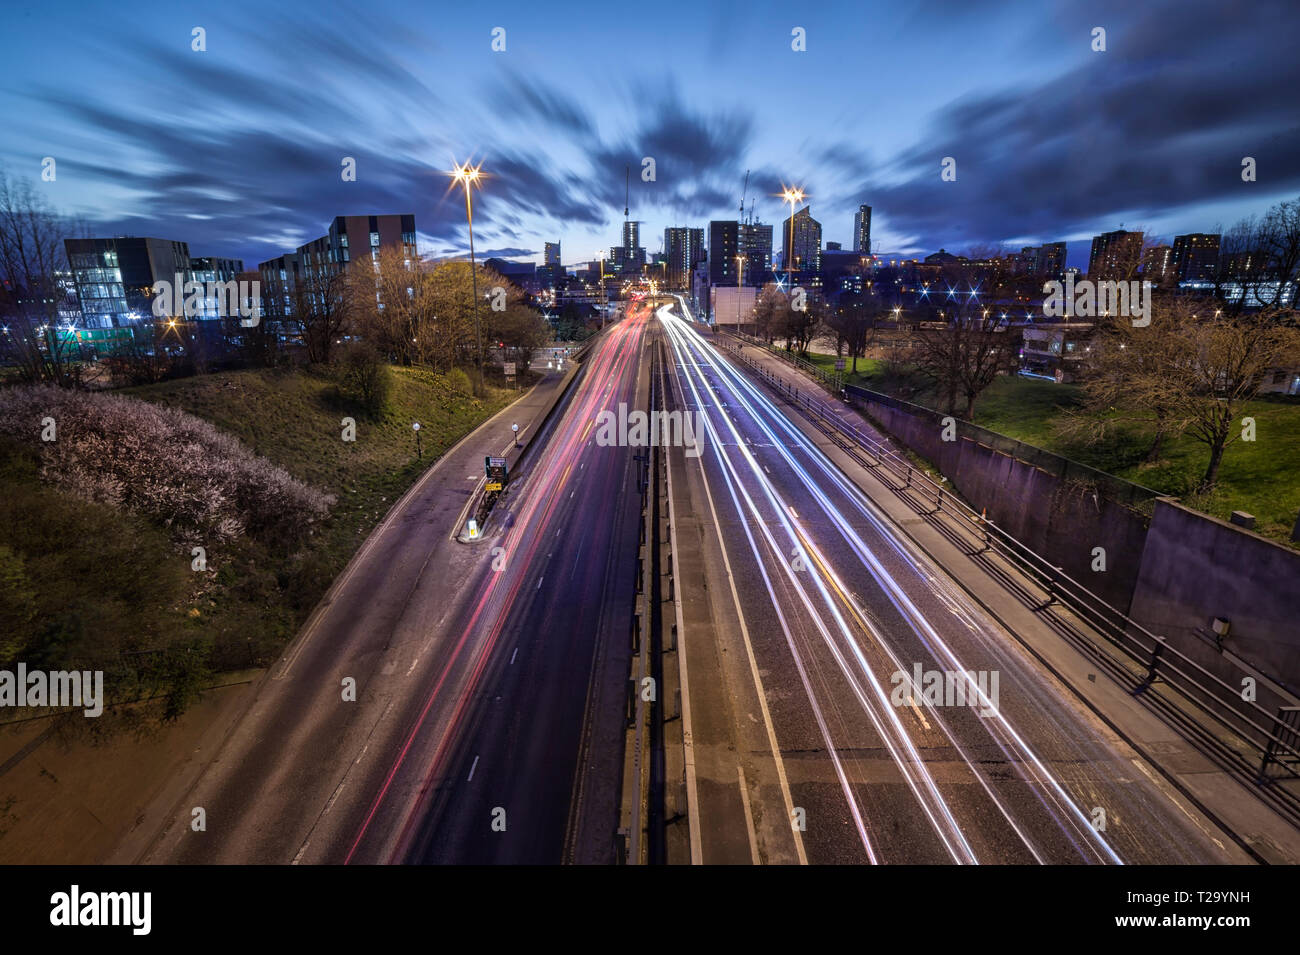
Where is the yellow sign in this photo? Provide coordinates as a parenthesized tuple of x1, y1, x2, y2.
(485, 482, 503, 492)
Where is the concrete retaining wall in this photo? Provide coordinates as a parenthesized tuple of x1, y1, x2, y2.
(1130, 499, 1300, 697)
(844, 385, 1300, 694)
(850, 389, 1154, 615)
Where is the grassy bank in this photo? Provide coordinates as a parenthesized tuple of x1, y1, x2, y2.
(0, 364, 520, 728)
(805, 348, 1300, 546)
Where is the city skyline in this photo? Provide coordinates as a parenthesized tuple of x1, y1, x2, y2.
(2, 0, 1298, 273)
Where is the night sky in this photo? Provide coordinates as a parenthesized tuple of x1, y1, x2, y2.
(3, 0, 1298, 271)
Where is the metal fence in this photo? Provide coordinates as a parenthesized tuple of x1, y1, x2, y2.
(726, 328, 843, 394)
(714, 334, 1300, 795)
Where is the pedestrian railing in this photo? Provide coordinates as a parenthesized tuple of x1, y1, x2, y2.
(726, 328, 843, 394)
(713, 334, 1300, 794)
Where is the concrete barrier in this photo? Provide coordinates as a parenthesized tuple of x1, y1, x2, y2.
(848, 387, 1156, 615)
(1130, 499, 1300, 698)
(843, 385, 1300, 694)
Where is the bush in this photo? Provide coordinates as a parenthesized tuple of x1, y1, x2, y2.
(338, 342, 392, 417)
(445, 367, 472, 396)
(0, 385, 335, 547)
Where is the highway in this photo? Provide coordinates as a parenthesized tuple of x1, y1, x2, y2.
(394, 309, 649, 863)
(124, 293, 1247, 866)
(656, 297, 1240, 864)
(127, 308, 651, 865)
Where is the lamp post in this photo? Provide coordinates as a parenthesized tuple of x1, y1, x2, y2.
(781, 186, 806, 291)
(450, 160, 484, 382)
(735, 253, 745, 331)
(412, 421, 422, 460)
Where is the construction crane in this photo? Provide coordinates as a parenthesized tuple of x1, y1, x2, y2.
(739, 169, 750, 220)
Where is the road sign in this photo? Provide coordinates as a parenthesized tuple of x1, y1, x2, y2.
(485, 455, 508, 486)
(485, 482, 503, 492)
(503, 361, 516, 376)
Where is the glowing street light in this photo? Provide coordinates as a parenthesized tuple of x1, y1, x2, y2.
(448, 159, 486, 377)
(780, 185, 806, 289)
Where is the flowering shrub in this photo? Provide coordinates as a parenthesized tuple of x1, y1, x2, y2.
(0, 385, 334, 544)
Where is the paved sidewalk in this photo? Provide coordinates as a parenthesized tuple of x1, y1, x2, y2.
(716, 331, 1300, 865)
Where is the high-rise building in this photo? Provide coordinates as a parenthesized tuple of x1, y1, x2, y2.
(544, 241, 561, 266)
(1171, 233, 1221, 282)
(1142, 245, 1173, 283)
(64, 236, 194, 328)
(853, 204, 872, 255)
(708, 220, 740, 285)
(1035, 242, 1067, 279)
(257, 253, 301, 326)
(1088, 230, 1143, 279)
(665, 227, 704, 289)
(782, 207, 822, 276)
(259, 214, 416, 325)
(188, 256, 248, 319)
(615, 221, 645, 273)
(739, 222, 773, 286)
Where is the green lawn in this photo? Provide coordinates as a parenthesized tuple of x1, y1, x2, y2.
(800, 350, 886, 387)
(805, 350, 1300, 547)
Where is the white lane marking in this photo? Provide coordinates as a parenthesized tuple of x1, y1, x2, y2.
(737, 764, 762, 865)
(510, 647, 518, 665)
(537, 576, 544, 590)
(667, 328, 808, 866)
(467, 755, 480, 782)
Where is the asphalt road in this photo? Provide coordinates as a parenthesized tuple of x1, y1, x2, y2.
(397, 311, 649, 863)
(123, 315, 648, 864)
(658, 299, 1239, 864)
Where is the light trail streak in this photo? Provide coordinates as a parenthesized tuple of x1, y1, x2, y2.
(662, 306, 972, 863)
(346, 311, 651, 863)
(661, 298, 1122, 864)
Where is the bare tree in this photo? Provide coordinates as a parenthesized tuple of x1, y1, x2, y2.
(752, 282, 790, 344)
(360, 245, 430, 366)
(907, 299, 1019, 418)
(0, 169, 80, 386)
(288, 264, 352, 364)
(1212, 196, 1300, 316)
(826, 287, 884, 373)
(1070, 295, 1300, 491)
(1059, 304, 1191, 464)
(483, 279, 551, 369)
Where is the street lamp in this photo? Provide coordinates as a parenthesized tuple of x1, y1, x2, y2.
(780, 185, 806, 290)
(735, 253, 746, 330)
(449, 159, 485, 380)
(412, 421, 422, 459)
